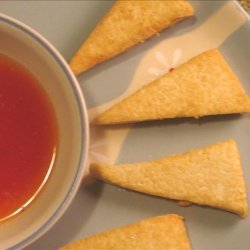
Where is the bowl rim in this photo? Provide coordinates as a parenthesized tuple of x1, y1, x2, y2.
(0, 13, 89, 250)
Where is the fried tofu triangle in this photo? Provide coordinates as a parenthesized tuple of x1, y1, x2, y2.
(70, 0, 194, 75)
(95, 49, 250, 125)
(91, 140, 248, 217)
(60, 214, 191, 250)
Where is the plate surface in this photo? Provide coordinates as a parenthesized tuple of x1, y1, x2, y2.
(1, 1, 250, 249)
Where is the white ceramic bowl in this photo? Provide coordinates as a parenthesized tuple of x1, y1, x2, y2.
(0, 14, 89, 249)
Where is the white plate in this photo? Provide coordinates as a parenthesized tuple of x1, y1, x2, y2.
(1, 1, 250, 249)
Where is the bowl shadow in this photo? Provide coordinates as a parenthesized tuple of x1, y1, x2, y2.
(25, 181, 104, 250)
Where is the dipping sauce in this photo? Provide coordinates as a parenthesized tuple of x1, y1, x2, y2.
(0, 54, 58, 221)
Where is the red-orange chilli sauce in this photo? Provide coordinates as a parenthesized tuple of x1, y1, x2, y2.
(0, 54, 58, 221)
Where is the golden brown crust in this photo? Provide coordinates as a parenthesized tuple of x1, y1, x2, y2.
(60, 214, 191, 250)
(90, 140, 248, 217)
(95, 49, 250, 125)
(70, 0, 194, 75)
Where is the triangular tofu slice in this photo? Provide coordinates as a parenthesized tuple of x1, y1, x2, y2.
(60, 214, 191, 250)
(95, 49, 250, 125)
(91, 140, 248, 217)
(70, 0, 194, 75)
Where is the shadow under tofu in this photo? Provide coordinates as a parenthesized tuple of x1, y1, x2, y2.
(98, 182, 240, 228)
(92, 113, 243, 130)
